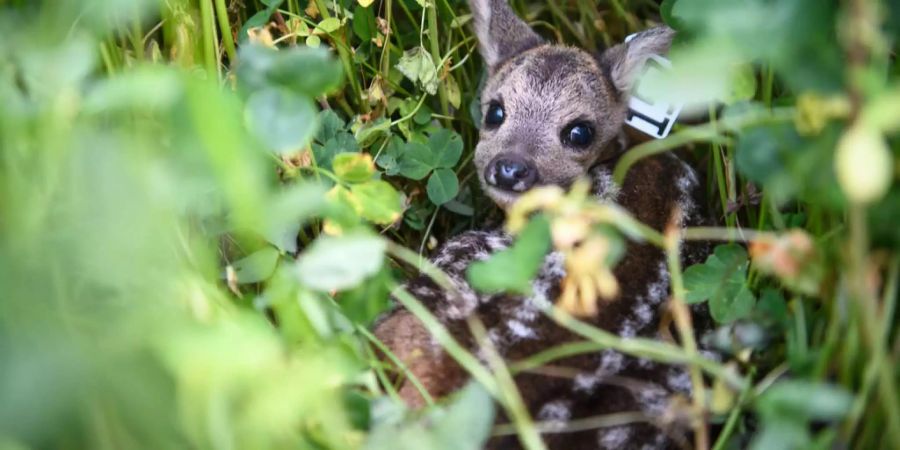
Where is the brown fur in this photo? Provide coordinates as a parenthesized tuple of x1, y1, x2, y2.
(373, 2, 713, 449)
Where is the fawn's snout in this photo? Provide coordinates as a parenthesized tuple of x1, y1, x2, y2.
(485, 154, 538, 192)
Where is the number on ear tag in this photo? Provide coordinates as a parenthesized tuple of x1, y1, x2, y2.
(623, 34, 682, 139)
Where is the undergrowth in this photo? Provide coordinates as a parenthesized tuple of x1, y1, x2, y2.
(0, 0, 898, 449)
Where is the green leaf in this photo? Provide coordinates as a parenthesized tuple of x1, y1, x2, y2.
(314, 131, 359, 170)
(431, 382, 495, 450)
(683, 243, 756, 323)
(710, 287, 755, 324)
(375, 136, 404, 176)
(349, 180, 404, 224)
(396, 46, 439, 95)
(756, 288, 789, 328)
(244, 88, 318, 154)
(365, 382, 495, 450)
(467, 215, 551, 294)
(443, 199, 474, 216)
(333, 153, 375, 183)
(238, 0, 285, 41)
(445, 74, 462, 109)
(749, 420, 810, 450)
(756, 380, 854, 422)
(352, 4, 376, 41)
(296, 233, 386, 291)
(728, 63, 758, 103)
(83, 68, 181, 114)
(316, 109, 347, 144)
(413, 105, 432, 125)
(660, 0, 681, 29)
(316, 17, 342, 33)
(355, 118, 391, 147)
(227, 247, 281, 284)
(337, 268, 392, 325)
(397, 142, 435, 180)
(262, 182, 328, 253)
(426, 168, 459, 205)
(428, 129, 463, 168)
(238, 44, 343, 97)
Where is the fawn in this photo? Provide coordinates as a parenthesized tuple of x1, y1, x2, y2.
(375, 1, 714, 448)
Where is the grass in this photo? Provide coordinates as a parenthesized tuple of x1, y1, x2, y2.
(0, 0, 897, 450)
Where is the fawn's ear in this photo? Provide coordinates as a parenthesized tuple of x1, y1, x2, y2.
(468, 0, 544, 71)
(600, 26, 675, 94)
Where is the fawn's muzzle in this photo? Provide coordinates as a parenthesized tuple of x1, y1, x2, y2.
(485, 154, 538, 193)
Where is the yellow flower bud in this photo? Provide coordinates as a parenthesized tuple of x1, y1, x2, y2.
(835, 123, 893, 204)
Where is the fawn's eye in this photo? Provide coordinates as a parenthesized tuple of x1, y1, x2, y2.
(562, 122, 594, 148)
(485, 102, 505, 128)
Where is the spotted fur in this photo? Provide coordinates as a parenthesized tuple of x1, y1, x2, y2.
(373, 1, 715, 449)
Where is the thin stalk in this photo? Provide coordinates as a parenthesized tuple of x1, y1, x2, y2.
(213, 0, 237, 63)
(386, 241, 458, 300)
(312, 0, 364, 108)
(792, 298, 808, 359)
(762, 65, 775, 107)
(419, 206, 440, 258)
(711, 368, 757, 450)
(361, 335, 402, 400)
(708, 106, 732, 226)
(426, 0, 450, 121)
(664, 226, 709, 450)
(198, 0, 219, 77)
(545, 307, 748, 390)
(492, 411, 647, 436)
(468, 318, 548, 450)
(99, 41, 117, 74)
(545, 0, 586, 47)
(847, 206, 900, 447)
(846, 200, 900, 447)
(390, 285, 498, 392)
(130, 19, 145, 61)
(380, 0, 394, 78)
(509, 341, 607, 374)
(356, 325, 435, 406)
(612, 107, 795, 185)
(681, 226, 768, 243)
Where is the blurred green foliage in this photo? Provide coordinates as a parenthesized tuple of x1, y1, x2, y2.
(0, 0, 897, 449)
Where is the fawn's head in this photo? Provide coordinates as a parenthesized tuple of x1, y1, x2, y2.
(468, 0, 674, 208)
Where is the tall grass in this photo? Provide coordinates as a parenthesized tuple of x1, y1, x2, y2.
(0, 1, 897, 450)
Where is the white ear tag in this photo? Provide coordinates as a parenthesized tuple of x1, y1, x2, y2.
(623, 34, 682, 139)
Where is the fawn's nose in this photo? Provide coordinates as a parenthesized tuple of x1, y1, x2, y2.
(485, 155, 538, 192)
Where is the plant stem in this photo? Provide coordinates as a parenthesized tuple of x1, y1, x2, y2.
(612, 107, 795, 185)
(213, 0, 237, 63)
(545, 307, 748, 390)
(711, 367, 756, 450)
(312, 0, 364, 109)
(468, 317, 548, 450)
(426, 0, 450, 121)
(492, 411, 646, 436)
(390, 285, 499, 395)
(356, 325, 435, 406)
(664, 225, 709, 450)
(198, 0, 219, 77)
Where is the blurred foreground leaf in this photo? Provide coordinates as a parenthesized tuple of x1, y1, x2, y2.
(296, 233, 387, 291)
(245, 88, 318, 154)
(365, 382, 494, 450)
(468, 215, 551, 294)
(227, 247, 281, 284)
(237, 44, 343, 97)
